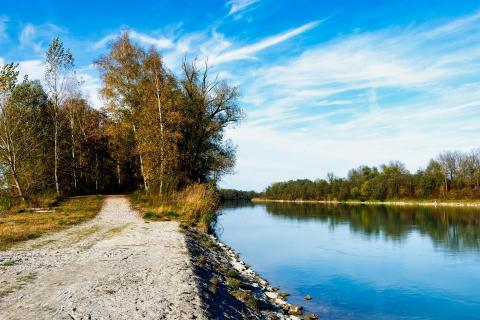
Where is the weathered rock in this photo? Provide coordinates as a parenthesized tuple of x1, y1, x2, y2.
(265, 292, 278, 299)
(259, 279, 269, 287)
(288, 305, 303, 316)
(278, 291, 290, 300)
(303, 313, 320, 319)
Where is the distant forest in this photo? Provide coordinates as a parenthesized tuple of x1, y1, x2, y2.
(263, 149, 480, 201)
(219, 189, 259, 201)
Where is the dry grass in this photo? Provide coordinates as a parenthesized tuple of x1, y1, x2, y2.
(130, 183, 219, 232)
(0, 195, 103, 250)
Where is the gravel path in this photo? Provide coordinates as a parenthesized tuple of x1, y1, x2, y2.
(0, 196, 207, 320)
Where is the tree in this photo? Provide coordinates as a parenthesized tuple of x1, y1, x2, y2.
(45, 36, 74, 195)
(438, 151, 461, 193)
(95, 32, 147, 191)
(178, 60, 242, 185)
(0, 63, 24, 201)
(9, 79, 51, 195)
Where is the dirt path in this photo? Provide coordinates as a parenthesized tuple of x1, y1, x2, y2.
(0, 196, 206, 320)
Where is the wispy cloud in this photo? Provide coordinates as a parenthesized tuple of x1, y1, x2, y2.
(93, 30, 174, 50)
(227, 0, 260, 16)
(18, 22, 63, 54)
(210, 21, 320, 65)
(0, 16, 9, 41)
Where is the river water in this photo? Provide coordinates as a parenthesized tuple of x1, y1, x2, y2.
(215, 202, 480, 319)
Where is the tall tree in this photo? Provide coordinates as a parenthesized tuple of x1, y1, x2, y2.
(45, 36, 74, 195)
(142, 49, 167, 195)
(178, 60, 242, 185)
(95, 33, 148, 190)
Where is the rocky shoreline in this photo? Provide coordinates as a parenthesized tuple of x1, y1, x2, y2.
(185, 229, 318, 319)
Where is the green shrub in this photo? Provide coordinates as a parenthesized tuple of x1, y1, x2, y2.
(143, 212, 160, 220)
(0, 197, 12, 211)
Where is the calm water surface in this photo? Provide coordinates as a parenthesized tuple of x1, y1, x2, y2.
(215, 202, 480, 320)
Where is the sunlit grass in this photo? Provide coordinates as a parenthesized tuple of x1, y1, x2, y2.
(0, 195, 103, 250)
(130, 183, 219, 232)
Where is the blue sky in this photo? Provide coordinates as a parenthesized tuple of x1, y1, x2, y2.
(1, 0, 480, 191)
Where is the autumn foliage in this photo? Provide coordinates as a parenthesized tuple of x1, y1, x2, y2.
(0, 33, 242, 213)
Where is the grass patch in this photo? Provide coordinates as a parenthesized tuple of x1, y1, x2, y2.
(143, 212, 161, 220)
(0, 195, 103, 251)
(219, 267, 241, 279)
(1, 260, 14, 266)
(227, 277, 252, 289)
(130, 183, 219, 232)
(229, 290, 259, 311)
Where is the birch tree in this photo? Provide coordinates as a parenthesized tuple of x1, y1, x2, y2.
(45, 36, 74, 195)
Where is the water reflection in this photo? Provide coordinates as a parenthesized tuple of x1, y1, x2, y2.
(262, 203, 480, 252)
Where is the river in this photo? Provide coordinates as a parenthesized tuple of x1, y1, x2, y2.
(215, 201, 480, 319)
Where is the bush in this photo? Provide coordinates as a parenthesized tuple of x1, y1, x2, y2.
(0, 196, 12, 211)
(130, 183, 220, 232)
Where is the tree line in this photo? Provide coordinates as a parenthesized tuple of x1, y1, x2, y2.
(263, 149, 480, 201)
(0, 33, 242, 204)
(219, 189, 259, 201)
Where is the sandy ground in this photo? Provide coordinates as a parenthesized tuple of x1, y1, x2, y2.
(0, 196, 207, 320)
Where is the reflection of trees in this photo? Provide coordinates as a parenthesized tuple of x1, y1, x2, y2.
(264, 203, 480, 251)
(220, 200, 257, 210)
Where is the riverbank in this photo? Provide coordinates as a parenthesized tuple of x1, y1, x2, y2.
(252, 198, 480, 208)
(185, 229, 318, 319)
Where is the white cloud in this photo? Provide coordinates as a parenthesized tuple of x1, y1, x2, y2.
(18, 59, 44, 80)
(77, 69, 103, 109)
(129, 30, 174, 49)
(227, 0, 260, 16)
(93, 30, 174, 50)
(92, 33, 118, 49)
(210, 21, 320, 65)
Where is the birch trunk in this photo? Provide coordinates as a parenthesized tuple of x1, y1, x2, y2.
(117, 160, 121, 186)
(132, 124, 148, 191)
(54, 107, 60, 195)
(153, 67, 165, 196)
(70, 113, 77, 190)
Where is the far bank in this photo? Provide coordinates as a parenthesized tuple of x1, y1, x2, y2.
(252, 198, 480, 208)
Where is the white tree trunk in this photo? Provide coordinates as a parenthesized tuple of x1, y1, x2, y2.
(153, 68, 165, 196)
(54, 108, 60, 195)
(132, 124, 148, 191)
(70, 114, 77, 190)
